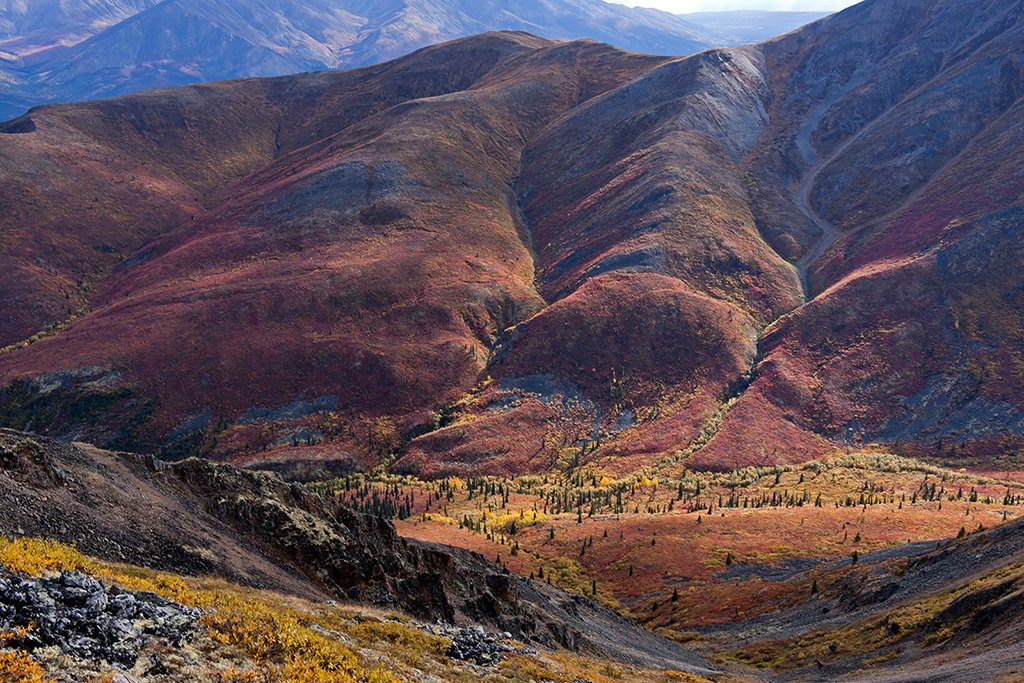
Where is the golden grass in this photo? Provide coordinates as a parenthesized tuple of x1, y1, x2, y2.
(0, 537, 95, 575)
(0, 536, 719, 683)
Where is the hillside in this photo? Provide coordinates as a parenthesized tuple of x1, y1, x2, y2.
(2, 0, 1024, 478)
(715, 509, 1024, 682)
(0, 0, 159, 56)
(726, 0, 1024, 468)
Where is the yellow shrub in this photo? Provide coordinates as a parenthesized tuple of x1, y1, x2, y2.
(203, 593, 359, 676)
(661, 672, 712, 683)
(482, 509, 548, 533)
(0, 537, 94, 575)
(0, 630, 55, 683)
(349, 621, 450, 662)
(107, 571, 199, 606)
(218, 669, 265, 683)
(498, 655, 571, 683)
(422, 513, 455, 524)
(0, 650, 55, 683)
(219, 660, 399, 683)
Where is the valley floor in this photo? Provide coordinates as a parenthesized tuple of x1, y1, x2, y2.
(318, 450, 1024, 681)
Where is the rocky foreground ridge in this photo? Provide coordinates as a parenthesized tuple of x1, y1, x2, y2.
(0, 428, 716, 675)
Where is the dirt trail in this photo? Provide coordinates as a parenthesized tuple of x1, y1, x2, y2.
(793, 161, 840, 300)
(793, 99, 987, 301)
(790, 57, 1000, 300)
(790, 72, 875, 300)
(792, 112, 872, 299)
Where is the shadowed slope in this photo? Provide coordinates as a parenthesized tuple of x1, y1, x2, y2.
(710, 0, 1024, 463)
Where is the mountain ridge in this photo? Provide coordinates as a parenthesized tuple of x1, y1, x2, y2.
(0, 0, 806, 122)
(2, 0, 1024, 478)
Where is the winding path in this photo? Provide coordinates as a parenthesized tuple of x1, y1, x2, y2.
(791, 94, 964, 302)
(793, 155, 840, 301)
(790, 74, 872, 301)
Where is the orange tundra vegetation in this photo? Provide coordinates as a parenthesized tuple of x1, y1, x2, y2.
(312, 450, 1024, 628)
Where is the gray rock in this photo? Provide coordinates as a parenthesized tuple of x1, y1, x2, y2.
(0, 565, 200, 668)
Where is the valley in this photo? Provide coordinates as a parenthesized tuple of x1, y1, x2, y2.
(335, 451, 1024, 680)
(4, 429, 1024, 681)
(3, 0, 1024, 680)
(324, 451, 1023, 624)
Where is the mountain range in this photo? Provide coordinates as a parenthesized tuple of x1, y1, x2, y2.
(2, 0, 1024, 482)
(3, 2, 1024, 677)
(0, 0, 827, 121)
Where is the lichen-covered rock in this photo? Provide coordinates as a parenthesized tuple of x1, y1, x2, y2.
(0, 567, 201, 669)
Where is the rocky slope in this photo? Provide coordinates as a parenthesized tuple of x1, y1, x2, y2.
(0, 428, 717, 674)
(0, 566, 202, 670)
(704, 510, 1024, 682)
(2, 0, 1024, 475)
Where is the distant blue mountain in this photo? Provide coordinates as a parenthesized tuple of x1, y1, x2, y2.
(678, 10, 830, 44)
(0, 0, 830, 121)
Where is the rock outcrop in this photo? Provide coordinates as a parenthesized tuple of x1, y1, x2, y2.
(0, 568, 201, 669)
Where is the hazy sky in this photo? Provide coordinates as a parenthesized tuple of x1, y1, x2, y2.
(611, 0, 861, 12)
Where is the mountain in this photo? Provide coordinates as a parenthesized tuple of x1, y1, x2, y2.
(2, 0, 1024, 479)
(723, 0, 1024, 468)
(0, 0, 729, 121)
(0, 0, 160, 57)
(4, 3, 1024, 678)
